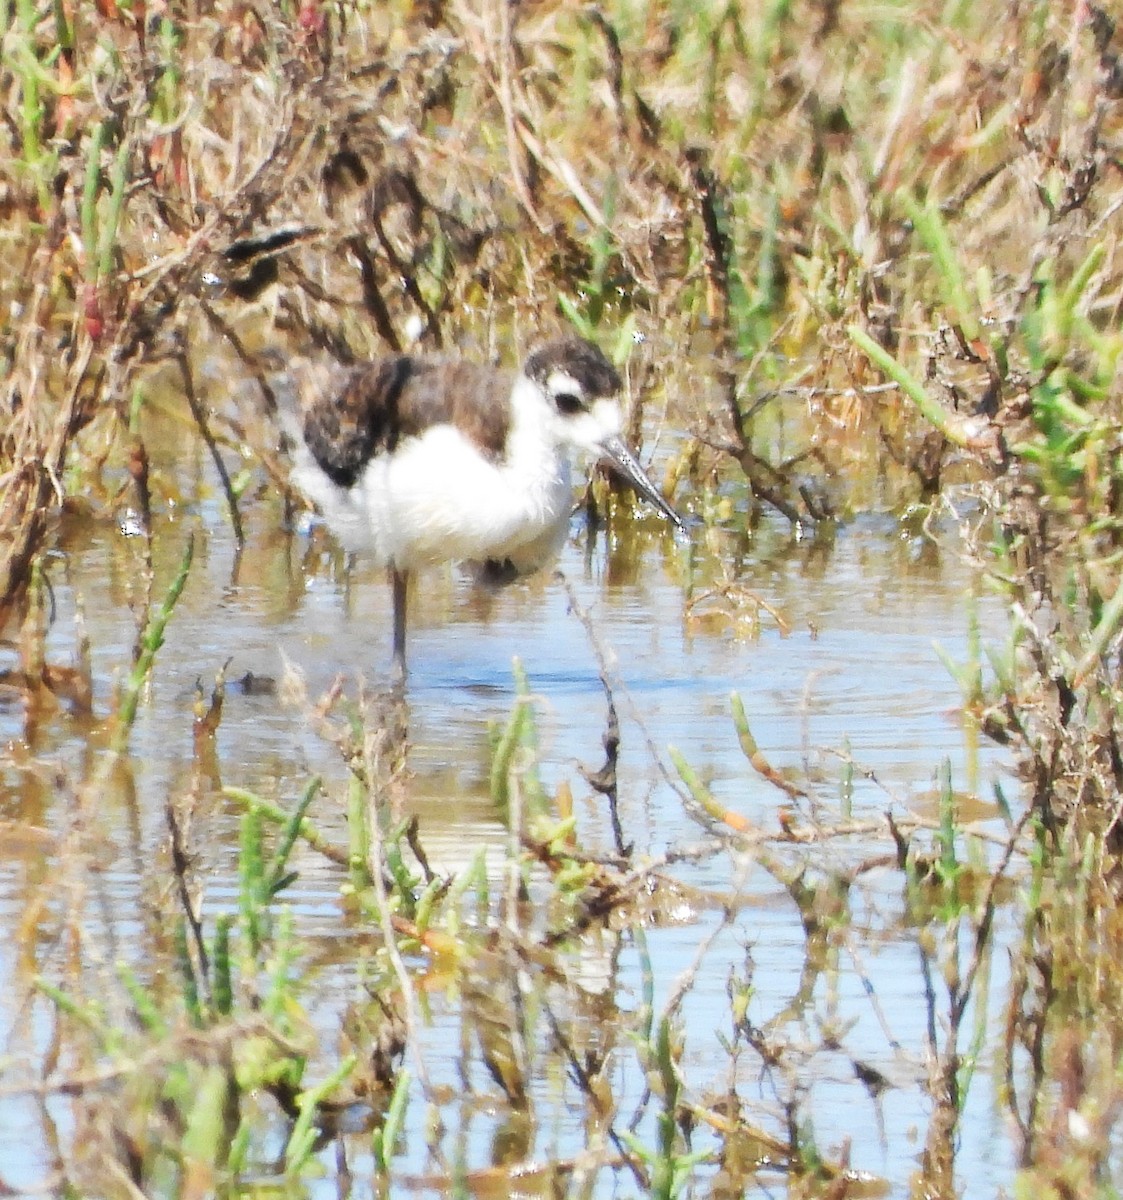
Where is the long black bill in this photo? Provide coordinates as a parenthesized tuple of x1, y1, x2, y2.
(598, 435, 686, 533)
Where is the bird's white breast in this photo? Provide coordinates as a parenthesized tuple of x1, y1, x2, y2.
(293, 375, 576, 574)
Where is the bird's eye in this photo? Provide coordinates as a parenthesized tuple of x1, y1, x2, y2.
(554, 391, 584, 416)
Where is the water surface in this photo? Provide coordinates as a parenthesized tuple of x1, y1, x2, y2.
(0, 478, 1017, 1195)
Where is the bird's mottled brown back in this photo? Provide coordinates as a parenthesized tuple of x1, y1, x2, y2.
(301, 356, 515, 488)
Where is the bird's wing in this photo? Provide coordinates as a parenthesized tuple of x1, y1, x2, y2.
(299, 356, 517, 486)
(299, 356, 413, 487)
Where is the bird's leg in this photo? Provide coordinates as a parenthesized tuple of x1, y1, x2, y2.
(391, 566, 409, 683)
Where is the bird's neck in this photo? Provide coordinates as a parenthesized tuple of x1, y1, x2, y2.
(503, 374, 570, 486)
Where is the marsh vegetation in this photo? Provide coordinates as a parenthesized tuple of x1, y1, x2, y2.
(4, 0, 1123, 1196)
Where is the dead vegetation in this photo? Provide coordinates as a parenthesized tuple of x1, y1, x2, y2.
(1, 0, 1120, 581)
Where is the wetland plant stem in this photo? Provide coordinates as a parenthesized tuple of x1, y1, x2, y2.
(176, 353, 245, 552)
(848, 325, 983, 449)
(223, 782, 347, 867)
(109, 532, 194, 756)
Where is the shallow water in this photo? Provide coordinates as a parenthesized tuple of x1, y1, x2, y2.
(0, 469, 1018, 1194)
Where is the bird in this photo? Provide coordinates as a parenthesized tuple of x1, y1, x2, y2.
(285, 336, 684, 679)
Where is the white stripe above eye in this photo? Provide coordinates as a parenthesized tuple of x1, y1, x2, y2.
(545, 370, 584, 398)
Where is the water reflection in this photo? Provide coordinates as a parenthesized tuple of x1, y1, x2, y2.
(0, 489, 1016, 1195)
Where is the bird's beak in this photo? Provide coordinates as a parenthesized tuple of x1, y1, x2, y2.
(598, 435, 686, 533)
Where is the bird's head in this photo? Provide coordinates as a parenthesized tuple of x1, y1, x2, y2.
(523, 337, 684, 533)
